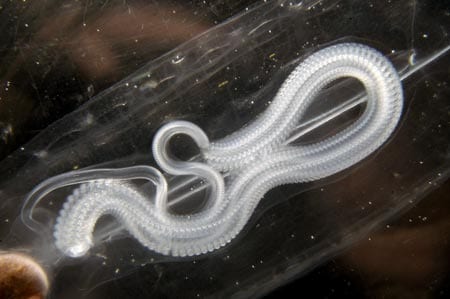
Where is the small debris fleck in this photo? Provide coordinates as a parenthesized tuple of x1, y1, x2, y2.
(218, 80, 229, 88)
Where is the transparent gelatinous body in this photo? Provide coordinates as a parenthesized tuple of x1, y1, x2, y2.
(0, 0, 446, 297)
(25, 43, 403, 257)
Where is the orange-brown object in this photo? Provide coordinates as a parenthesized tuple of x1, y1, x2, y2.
(0, 253, 48, 299)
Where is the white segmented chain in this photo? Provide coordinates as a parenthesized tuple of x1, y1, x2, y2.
(38, 43, 403, 257)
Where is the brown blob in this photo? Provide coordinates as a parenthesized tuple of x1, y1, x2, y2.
(0, 253, 48, 299)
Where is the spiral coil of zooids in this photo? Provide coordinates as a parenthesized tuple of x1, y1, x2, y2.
(23, 43, 403, 257)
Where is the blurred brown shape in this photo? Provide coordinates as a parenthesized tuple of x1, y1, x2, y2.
(0, 253, 48, 299)
(340, 181, 450, 298)
(33, 3, 210, 80)
(0, 1, 211, 159)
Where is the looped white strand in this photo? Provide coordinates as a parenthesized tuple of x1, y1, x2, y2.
(34, 43, 402, 257)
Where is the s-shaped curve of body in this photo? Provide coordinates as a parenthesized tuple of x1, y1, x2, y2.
(23, 43, 403, 257)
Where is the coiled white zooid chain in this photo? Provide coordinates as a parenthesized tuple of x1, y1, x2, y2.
(24, 43, 403, 257)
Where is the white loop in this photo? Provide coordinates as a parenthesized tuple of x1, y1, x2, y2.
(152, 120, 225, 220)
(39, 43, 404, 257)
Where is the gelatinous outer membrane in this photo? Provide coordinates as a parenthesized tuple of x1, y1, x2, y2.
(29, 43, 403, 257)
